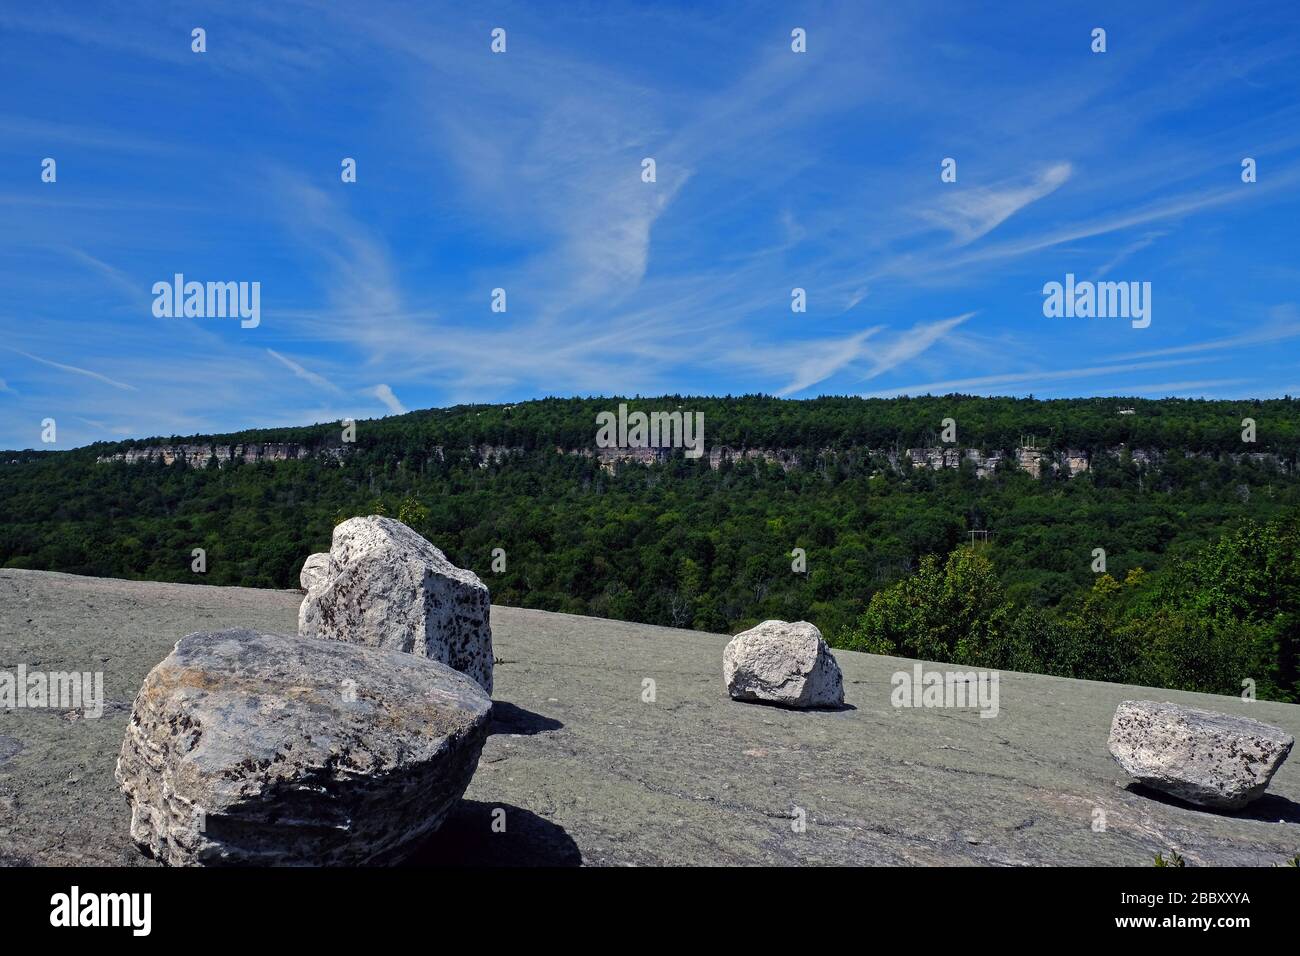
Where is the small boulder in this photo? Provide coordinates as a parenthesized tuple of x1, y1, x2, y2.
(1108, 700, 1294, 810)
(299, 552, 329, 591)
(299, 516, 493, 695)
(724, 620, 844, 708)
(115, 628, 492, 865)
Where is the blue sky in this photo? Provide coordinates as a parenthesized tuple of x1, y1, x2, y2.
(2, 1, 1299, 450)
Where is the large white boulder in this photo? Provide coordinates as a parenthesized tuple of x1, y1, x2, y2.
(1108, 700, 1294, 809)
(115, 628, 492, 865)
(299, 516, 493, 695)
(723, 620, 844, 708)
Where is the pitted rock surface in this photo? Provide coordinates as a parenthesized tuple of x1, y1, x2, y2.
(1108, 700, 1294, 809)
(723, 619, 844, 708)
(114, 627, 491, 865)
(299, 516, 493, 694)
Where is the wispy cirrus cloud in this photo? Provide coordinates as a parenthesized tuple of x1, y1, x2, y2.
(61, 248, 144, 304)
(5, 347, 136, 391)
(267, 348, 341, 394)
(862, 358, 1213, 398)
(923, 163, 1072, 246)
(1093, 232, 1165, 279)
(1110, 307, 1300, 360)
(935, 177, 1289, 279)
(269, 175, 406, 345)
(775, 327, 883, 396)
(858, 314, 976, 383)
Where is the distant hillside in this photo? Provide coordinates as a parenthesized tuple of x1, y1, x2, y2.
(3, 394, 1299, 700)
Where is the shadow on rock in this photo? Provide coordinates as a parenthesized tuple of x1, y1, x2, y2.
(1124, 783, 1300, 823)
(812, 701, 856, 713)
(489, 701, 563, 736)
(404, 800, 582, 866)
(1226, 793, 1300, 825)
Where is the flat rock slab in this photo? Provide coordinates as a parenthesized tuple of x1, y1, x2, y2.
(299, 516, 493, 694)
(724, 620, 844, 708)
(1108, 700, 1294, 809)
(115, 627, 491, 865)
(4, 569, 1300, 866)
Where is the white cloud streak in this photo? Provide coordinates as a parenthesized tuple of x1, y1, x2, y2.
(6, 347, 137, 391)
(267, 348, 341, 394)
(370, 383, 405, 415)
(923, 163, 1072, 246)
(862, 357, 1212, 397)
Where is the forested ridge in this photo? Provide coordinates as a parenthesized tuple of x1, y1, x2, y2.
(4, 394, 1299, 700)
(24, 393, 1300, 455)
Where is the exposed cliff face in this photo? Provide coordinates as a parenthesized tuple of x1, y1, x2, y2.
(627, 444, 1289, 478)
(94, 441, 1290, 479)
(95, 442, 347, 467)
(708, 446, 801, 472)
(474, 444, 524, 467)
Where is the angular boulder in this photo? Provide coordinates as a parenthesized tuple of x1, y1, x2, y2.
(115, 628, 492, 866)
(299, 552, 329, 591)
(1108, 700, 1294, 810)
(299, 516, 493, 695)
(724, 620, 844, 708)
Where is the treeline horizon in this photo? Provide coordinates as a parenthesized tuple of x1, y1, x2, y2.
(6, 393, 1300, 458)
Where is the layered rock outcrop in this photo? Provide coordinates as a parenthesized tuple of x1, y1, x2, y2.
(96, 442, 346, 467)
(95, 440, 1290, 480)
